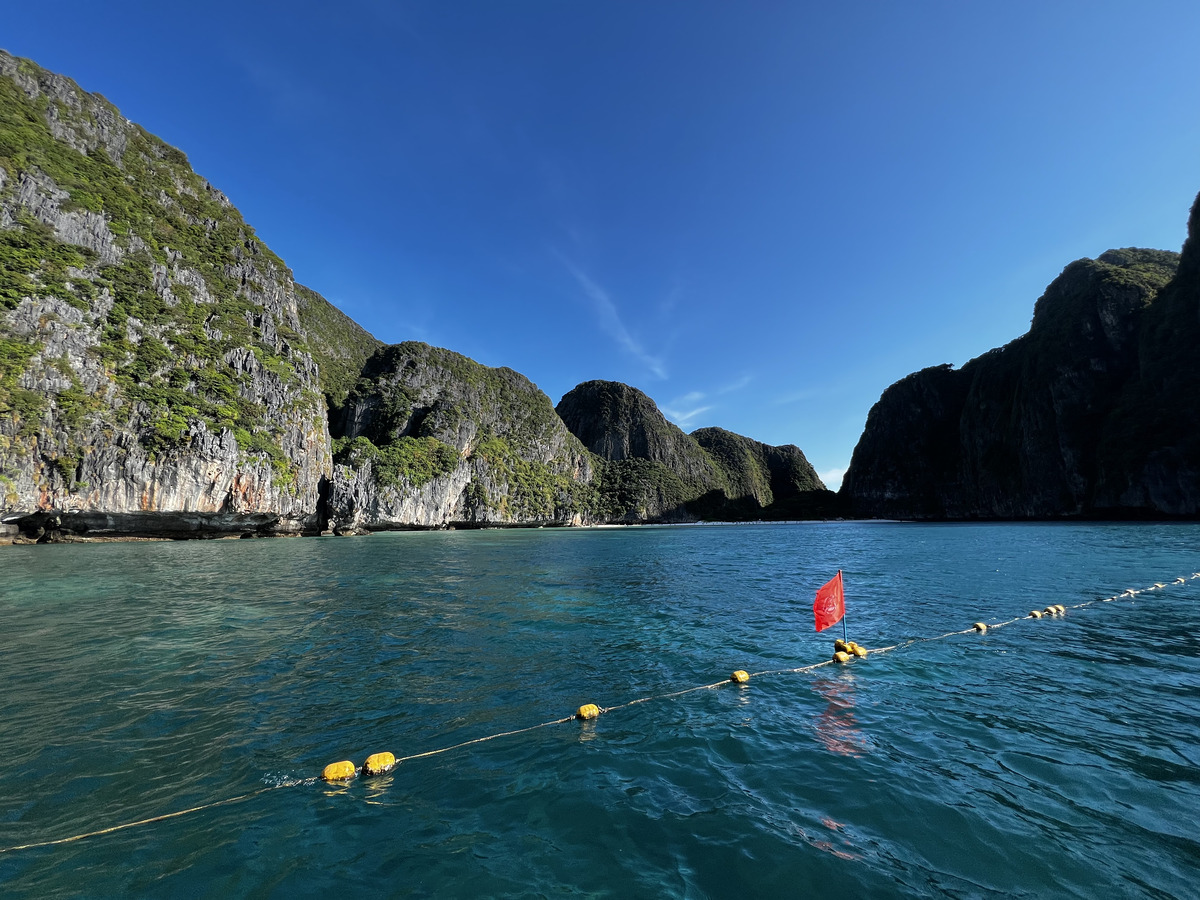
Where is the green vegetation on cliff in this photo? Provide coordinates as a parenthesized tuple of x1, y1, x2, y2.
(557, 380, 830, 522)
(295, 283, 381, 411)
(592, 457, 700, 521)
(330, 341, 596, 525)
(692, 427, 773, 506)
(0, 212, 94, 311)
(0, 335, 41, 435)
(0, 52, 314, 471)
(333, 434, 458, 490)
(471, 431, 598, 520)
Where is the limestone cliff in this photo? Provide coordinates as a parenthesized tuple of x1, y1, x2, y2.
(1094, 194, 1200, 514)
(327, 342, 596, 529)
(841, 235, 1188, 518)
(0, 50, 837, 540)
(556, 380, 722, 520)
(691, 426, 837, 519)
(556, 380, 830, 521)
(0, 50, 331, 537)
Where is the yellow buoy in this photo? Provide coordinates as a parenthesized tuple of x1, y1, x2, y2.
(833, 650, 851, 663)
(731, 670, 750, 684)
(834, 639, 850, 653)
(1055, 604, 1066, 614)
(1030, 610, 1043, 619)
(1044, 606, 1058, 616)
(322, 760, 357, 782)
(973, 622, 988, 633)
(576, 703, 601, 721)
(362, 751, 396, 777)
(850, 644, 868, 658)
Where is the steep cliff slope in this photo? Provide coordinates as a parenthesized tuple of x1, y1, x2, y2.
(328, 342, 596, 528)
(557, 380, 830, 521)
(556, 380, 722, 520)
(1094, 194, 1200, 513)
(841, 235, 1188, 518)
(294, 283, 382, 413)
(691, 426, 836, 518)
(0, 51, 330, 536)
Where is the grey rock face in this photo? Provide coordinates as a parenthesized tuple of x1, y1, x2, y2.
(327, 342, 595, 529)
(557, 380, 722, 484)
(557, 381, 834, 522)
(841, 244, 1187, 519)
(0, 52, 129, 164)
(1, 50, 331, 536)
(12, 169, 123, 263)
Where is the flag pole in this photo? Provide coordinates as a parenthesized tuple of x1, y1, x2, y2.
(840, 570, 847, 642)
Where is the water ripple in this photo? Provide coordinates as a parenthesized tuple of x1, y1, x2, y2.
(1, 523, 1198, 897)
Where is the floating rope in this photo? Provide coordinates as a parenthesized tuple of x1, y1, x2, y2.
(0, 787, 279, 854)
(4, 571, 1197, 855)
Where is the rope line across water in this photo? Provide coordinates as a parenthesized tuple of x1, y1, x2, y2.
(0, 787, 279, 854)
(3, 571, 1196, 856)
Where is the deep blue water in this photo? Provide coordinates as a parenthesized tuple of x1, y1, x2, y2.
(0, 522, 1198, 898)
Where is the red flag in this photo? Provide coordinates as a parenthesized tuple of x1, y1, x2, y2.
(814, 570, 845, 632)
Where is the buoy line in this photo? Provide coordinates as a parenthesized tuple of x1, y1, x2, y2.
(3, 571, 1196, 856)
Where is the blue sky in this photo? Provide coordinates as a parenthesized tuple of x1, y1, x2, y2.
(6, 1, 1199, 488)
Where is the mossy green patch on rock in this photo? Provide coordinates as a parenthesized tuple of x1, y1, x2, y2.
(333, 434, 459, 491)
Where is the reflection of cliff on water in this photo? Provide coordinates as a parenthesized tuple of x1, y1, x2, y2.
(811, 676, 870, 757)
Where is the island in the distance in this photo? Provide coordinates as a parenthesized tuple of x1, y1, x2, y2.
(2, 49, 1198, 543)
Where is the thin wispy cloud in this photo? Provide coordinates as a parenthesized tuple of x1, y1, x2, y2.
(557, 254, 667, 379)
(717, 374, 753, 395)
(662, 391, 712, 428)
(661, 376, 750, 428)
(659, 278, 684, 319)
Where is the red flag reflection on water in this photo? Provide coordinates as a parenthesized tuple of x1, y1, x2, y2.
(812, 677, 869, 759)
(813, 570, 844, 632)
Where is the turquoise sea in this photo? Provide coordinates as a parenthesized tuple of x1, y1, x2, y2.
(0, 522, 1198, 898)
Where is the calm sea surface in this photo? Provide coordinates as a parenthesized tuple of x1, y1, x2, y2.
(0, 522, 1198, 898)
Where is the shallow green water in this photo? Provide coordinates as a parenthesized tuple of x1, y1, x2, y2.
(1, 523, 1198, 897)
